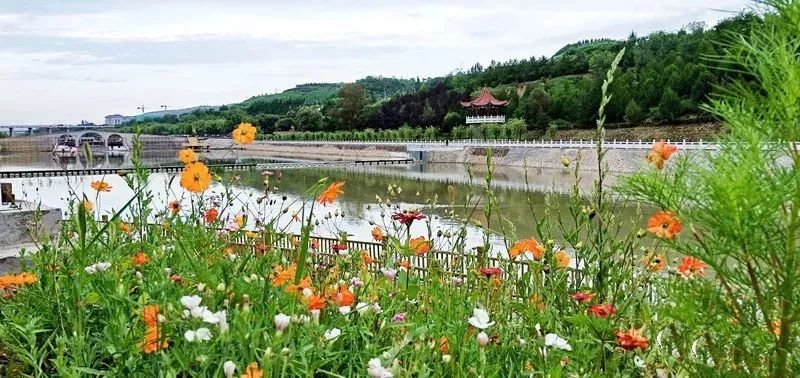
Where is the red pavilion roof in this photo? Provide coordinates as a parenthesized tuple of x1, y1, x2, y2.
(460, 87, 508, 108)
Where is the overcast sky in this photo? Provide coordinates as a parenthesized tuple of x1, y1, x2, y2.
(0, 0, 751, 124)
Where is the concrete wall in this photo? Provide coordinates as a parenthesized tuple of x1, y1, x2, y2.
(234, 140, 411, 162)
(424, 146, 703, 173)
(0, 201, 61, 274)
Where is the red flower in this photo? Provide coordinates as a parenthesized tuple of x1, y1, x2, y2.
(331, 243, 348, 254)
(479, 267, 502, 278)
(677, 256, 706, 278)
(616, 328, 649, 351)
(587, 303, 617, 318)
(204, 208, 219, 223)
(392, 210, 426, 226)
(571, 291, 595, 304)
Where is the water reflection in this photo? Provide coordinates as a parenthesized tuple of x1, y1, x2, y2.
(1, 152, 642, 254)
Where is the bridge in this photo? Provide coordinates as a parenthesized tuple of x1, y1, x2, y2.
(0, 132, 188, 154)
(1, 124, 118, 137)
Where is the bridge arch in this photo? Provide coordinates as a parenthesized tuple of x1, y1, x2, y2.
(56, 134, 77, 147)
(78, 132, 105, 148)
(107, 133, 125, 148)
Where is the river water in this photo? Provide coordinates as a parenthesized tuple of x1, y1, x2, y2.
(0, 150, 640, 255)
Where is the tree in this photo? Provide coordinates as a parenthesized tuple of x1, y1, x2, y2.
(443, 111, 462, 134)
(293, 106, 324, 132)
(334, 83, 369, 130)
(275, 117, 296, 131)
(657, 88, 683, 121)
(623, 99, 646, 124)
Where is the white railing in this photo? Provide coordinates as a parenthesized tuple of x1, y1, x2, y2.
(465, 115, 505, 124)
(260, 138, 722, 151)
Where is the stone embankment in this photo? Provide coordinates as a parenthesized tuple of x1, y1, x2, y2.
(231, 140, 704, 173)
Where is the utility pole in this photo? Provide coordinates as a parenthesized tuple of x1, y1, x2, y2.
(161, 105, 168, 111)
(137, 105, 147, 114)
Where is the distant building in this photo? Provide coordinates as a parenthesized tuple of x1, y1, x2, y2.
(104, 114, 127, 126)
(460, 88, 508, 124)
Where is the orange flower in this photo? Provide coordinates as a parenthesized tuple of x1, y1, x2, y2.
(677, 256, 706, 278)
(616, 328, 649, 351)
(643, 251, 667, 272)
(241, 362, 264, 378)
(119, 222, 133, 234)
(508, 238, 545, 260)
(81, 199, 94, 212)
(286, 276, 312, 294)
(235, 214, 246, 228)
(180, 162, 212, 193)
(232, 122, 258, 145)
(271, 264, 297, 287)
(554, 250, 570, 268)
(142, 305, 160, 327)
(132, 252, 150, 267)
(178, 148, 198, 164)
(317, 181, 345, 205)
(647, 211, 682, 240)
(398, 259, 411, 270)
(141, 325, 168, 354)
(204, 208, 219, 223)
(371, 226, 384, 242)
(588, 303, 617, 318)
(90, 180, 112, 192)
(334, 284, 355, 307)
(306, 294, 326, 311)
(360, 251, 374, 265)
(0, 272, 37, 290)
(771, 320, 782, 337)
(645, 140, 678, 170)
(168, 201, 181, 214)
(409, 236, 432, 256)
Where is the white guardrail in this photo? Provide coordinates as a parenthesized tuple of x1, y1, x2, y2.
(262, 139, 721, 151)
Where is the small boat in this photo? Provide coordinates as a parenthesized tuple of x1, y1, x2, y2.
(53, 145, 78, 157)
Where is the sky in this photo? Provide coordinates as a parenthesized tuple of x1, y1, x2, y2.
(0, 0, 752, 125)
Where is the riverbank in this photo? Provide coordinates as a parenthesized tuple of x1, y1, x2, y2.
(228, 139, 704, 173)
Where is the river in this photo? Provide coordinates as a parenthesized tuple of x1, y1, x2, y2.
(0, 150, 640, 255)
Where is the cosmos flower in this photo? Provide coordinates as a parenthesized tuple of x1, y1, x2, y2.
(184, 327, 212, 342)
(468, 308, 495, 329)
(84, 262, 111, 274)
(647, 210, 682, 240)
(677, 256, 706, 278)
(180, 162, 212, 193)
(409, 236, 432, 255)
(616, 328, 649, 351)
(571, 291, 595, 303)
(645, 140, 678, 170)
(90, 180, 112, 192)
(588, 303, 617, 318)
(508, 238, 545, 260)
(391, 210, 426, 226)
(544, 333, 572, 351)
(178, 148, 198, 164)
(367, 358, 393, 378)
(232, 122, 257, 145)
(324, 328, 342, 341)
(317, 181, 345, 205)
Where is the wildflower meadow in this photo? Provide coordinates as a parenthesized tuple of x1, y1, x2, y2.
(0, 1, 798, 376)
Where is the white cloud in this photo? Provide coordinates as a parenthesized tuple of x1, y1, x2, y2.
(0, 0, 751, 124)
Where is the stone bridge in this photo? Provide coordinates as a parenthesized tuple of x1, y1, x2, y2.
(0, 132, 187, 154)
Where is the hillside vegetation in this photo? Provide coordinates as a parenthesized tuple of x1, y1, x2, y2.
(121, 13, 759, 139)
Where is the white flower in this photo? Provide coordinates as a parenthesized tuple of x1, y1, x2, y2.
(339, 306, 352, 315)
(196, 283, 206, 291)
(367, 357, 393, 378)
(84, 261, 111, 274)
(223, 360, 236, 378)
(468, 308, 495, 329)
(310, 309, 321, 322)
(442, 354, 452, 363)
(544, 333, 572, 351)
(477, 331, 489, 347)
(274, 313, 291, 332)
(355, 302, 370, 315)
(216, 283, 226, 291)
(214, 310, 228, 333)
(372, 303, 382, 314)
(302, 288, 314, 298)
(180, 295, 203, 310)
(292, 314, 311, 324)
(534, 323, 542, 336)
(184, 327, 212, 342)
(634, 356, 646, 369)
(324, 328, 342, 341)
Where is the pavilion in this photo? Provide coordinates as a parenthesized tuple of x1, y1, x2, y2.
(460, 87, 508, 124)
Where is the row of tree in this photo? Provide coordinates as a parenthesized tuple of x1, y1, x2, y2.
(121, 13, 760, 138)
